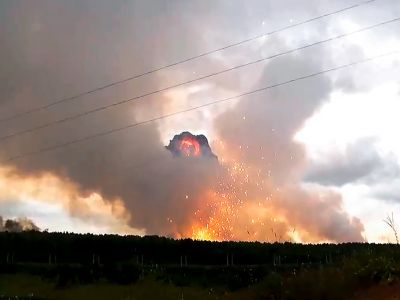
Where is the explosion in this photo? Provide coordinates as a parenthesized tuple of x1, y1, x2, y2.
(185, 159, 289, 242)
(166, 131, 217, 158)
(165, 131, 363, 243)
(179, 137, 201, 157)
(166, 132, 289, 242)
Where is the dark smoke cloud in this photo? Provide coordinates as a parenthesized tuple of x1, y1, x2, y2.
(2, 0, 398, 240)
(305, 138, 384, 186)
(214, 41, 365, 242)
(304, 138, 400, 211)
(0, 0, 227, 235)
(0, 216, 40, 232)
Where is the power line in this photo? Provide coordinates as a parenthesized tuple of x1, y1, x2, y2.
(1, 16, 399, 143)
(3, 49, 399, 163)
(0, 0, 378, 124)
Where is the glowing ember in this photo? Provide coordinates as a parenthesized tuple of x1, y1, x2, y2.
(179, 137, 201, 157)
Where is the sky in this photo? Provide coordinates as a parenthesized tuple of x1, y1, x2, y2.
(0, 0, 399, 242)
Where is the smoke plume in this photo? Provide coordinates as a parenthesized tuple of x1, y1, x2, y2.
(0, 216, 40, 232)
(0, 0, 370, 242)
(213, 44, 365, 242)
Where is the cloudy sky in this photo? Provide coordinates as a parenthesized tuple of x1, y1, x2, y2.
(0, 0, 399, 242)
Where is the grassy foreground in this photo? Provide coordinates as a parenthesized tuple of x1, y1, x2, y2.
(2, 233, 400, 299)
(1, 271, 400, 300)
(0, 274, 256, 300)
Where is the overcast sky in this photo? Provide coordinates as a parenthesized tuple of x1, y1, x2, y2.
(0, 0, 399, 242)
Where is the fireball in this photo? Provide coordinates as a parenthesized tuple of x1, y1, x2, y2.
(166, 131, 217, 158)
(179, 136, 201, 157)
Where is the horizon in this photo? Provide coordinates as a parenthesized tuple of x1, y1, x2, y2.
(1, 0, 400, 244)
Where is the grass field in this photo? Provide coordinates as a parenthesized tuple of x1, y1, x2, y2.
(2, 273, 399, 300)
(0, 274, 256, 300)
(2, 233, 400, 299)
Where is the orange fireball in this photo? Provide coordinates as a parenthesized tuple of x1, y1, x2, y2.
(179, 136, 201, 157)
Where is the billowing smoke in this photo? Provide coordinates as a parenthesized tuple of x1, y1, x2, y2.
(0, 0, 370, 242)
(0, 216, 40, 232)
(0, 0, 224, 237)
(213, 45, 365, 242)
(0, 127, 219, 236)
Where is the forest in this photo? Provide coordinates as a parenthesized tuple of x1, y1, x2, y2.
(1, 231, 400, 299)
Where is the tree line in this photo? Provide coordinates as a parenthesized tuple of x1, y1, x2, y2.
(0, 231, 398, 266)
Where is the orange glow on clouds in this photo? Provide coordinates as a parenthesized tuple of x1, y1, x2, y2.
(0, 166, 139, 234)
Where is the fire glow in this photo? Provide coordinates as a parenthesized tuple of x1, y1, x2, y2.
(179, 137, 201, 157)
(166, 131, 215, 158)
(185, 157, 290, 243)
(165, 133, 292, 242)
